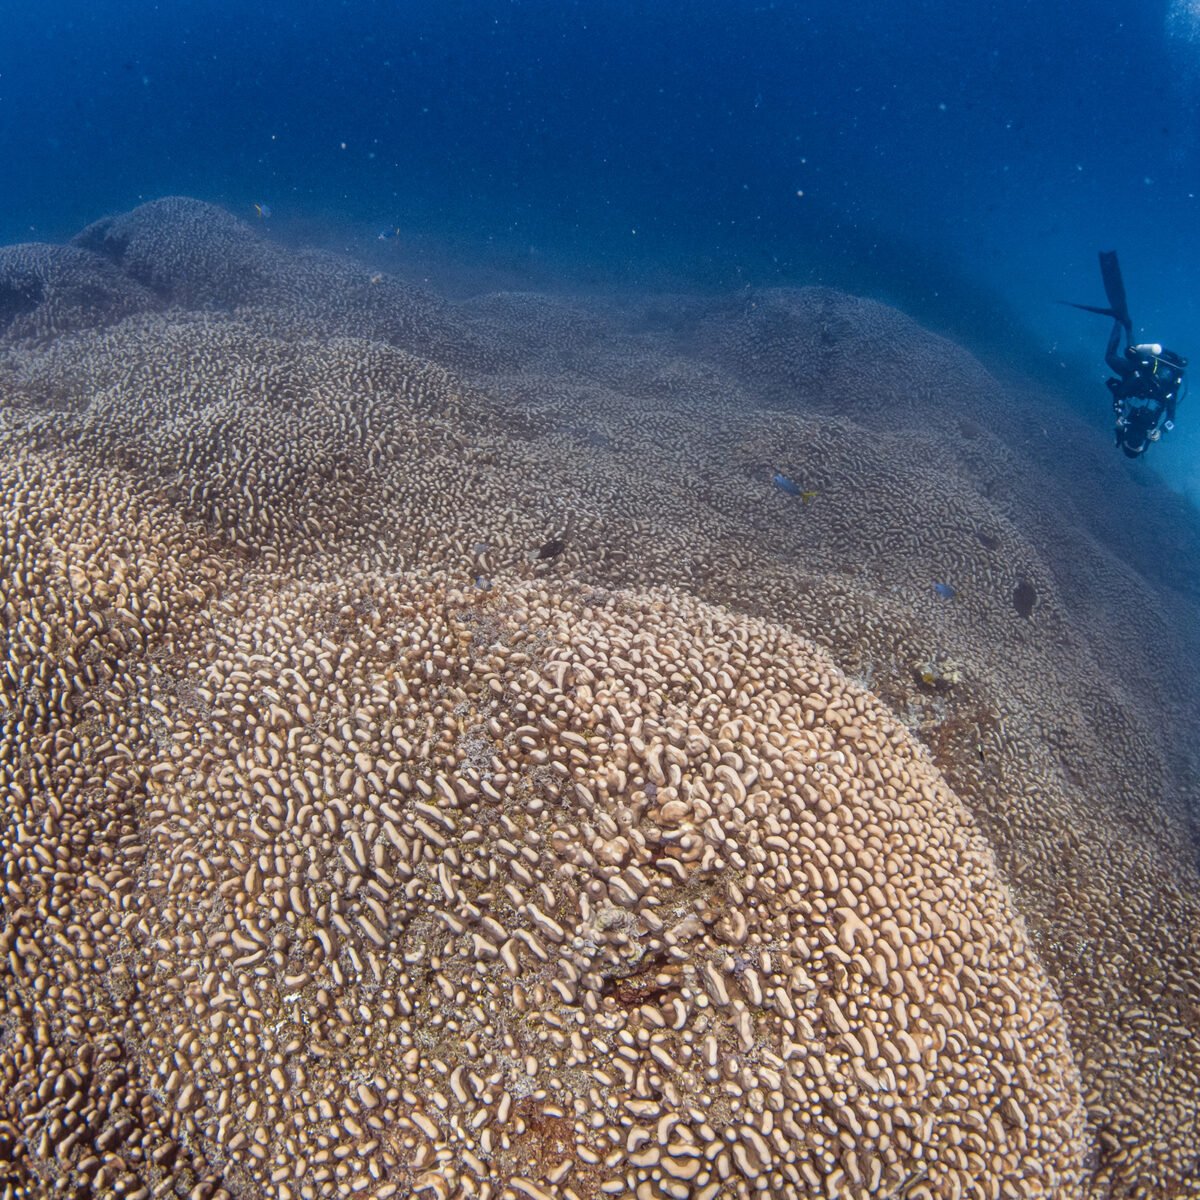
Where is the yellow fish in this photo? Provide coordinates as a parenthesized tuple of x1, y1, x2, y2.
(800, 490, 818, 505)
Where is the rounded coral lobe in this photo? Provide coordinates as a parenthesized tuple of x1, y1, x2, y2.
(119, 568, 1084, 1197)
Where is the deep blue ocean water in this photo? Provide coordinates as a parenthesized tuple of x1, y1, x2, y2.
(4, 0, 1200, 491)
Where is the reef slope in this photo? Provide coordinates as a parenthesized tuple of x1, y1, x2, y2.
(2, 197, 1198, 1198)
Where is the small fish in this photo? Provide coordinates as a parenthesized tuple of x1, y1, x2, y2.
(799, 490, 818, 505)
(253, 202, 272, 219)
(377, 225, 402, 241)
(772, 472, 801, 496)
(932, 581, 957, 600)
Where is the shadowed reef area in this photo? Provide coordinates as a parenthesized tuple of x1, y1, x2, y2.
(1, 197, 1198, 1200)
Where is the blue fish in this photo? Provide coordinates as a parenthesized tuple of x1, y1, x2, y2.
(253, 202, 272, 219)
(932, 581, 956, 600)
(772, 472, 801, 496)
(377, 225, 402, 241)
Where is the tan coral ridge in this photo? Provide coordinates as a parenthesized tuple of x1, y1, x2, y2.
(0, 449, 229, 1196)
(0, 442, 1086, 1197)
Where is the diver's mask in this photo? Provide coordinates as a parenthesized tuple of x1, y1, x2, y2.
(1118, 415, 1151, 457)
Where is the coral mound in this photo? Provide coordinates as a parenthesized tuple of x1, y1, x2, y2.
(73, 195, 276, 310)
(0, 241, 158, 343)
(697, 286, 1006, 421)
(3, 196, 1200, 1198)
(0, 443, 1084, 1197)
(68, 195, 481, 364)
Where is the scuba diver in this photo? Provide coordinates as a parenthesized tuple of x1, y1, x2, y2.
(1066, 251, 1187, 459)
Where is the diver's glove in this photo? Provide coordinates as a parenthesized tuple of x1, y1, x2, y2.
(1115, 416, 1128, 428)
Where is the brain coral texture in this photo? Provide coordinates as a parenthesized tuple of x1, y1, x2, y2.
(0, 197, 1198, 1199)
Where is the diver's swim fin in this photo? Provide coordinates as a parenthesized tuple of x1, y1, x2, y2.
(1098, 249, 1132, 333)
(1061, 300, 1125, 319)
(1060, 250, 1134, 335)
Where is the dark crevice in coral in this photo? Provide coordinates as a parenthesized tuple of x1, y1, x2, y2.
(0, 275, 43, 333)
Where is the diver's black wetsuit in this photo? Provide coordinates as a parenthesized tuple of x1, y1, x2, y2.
(1105, 324, 1181, 425)
(1066, 251, 1187, 458)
